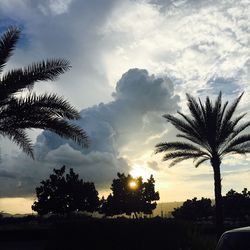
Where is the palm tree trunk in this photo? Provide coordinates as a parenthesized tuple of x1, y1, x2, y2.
(211, 156, 223, 240)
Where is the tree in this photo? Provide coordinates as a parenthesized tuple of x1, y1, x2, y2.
(155, 92, 250, 238)
(32, 166, 99, 216)
(0, 26, 88, 158)
(223, 188, 250, 220)
(99, 173, 159, 218)
(172, 197, 213, 220)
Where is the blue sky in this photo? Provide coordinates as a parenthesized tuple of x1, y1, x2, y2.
(0, 0, 250, 213)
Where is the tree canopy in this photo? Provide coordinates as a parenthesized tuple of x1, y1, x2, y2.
(223, 188, 250, 220)
(100, 173, 159, 218)
(171, 188, 250, 221)
(32, 166, 99, 216)
(172, 197, 213, 220)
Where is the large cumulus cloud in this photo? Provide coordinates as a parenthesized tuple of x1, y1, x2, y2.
(0, 69, 179, 197)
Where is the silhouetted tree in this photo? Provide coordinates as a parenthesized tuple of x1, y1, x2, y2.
(223, 188, 250, 220)
(32, 166, 99, 216)
(172, 197, 213, 220)
(100, 173, 159, 218)
(0, 26, 88, 158)
(156, 92, 250, 238)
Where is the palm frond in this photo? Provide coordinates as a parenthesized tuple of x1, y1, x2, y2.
(45, 119, 88, 147)
(176, 133, 212, 153)
(220, 113, 248, 144)
(1, 93, 80, 120)
(186, 93, 221, 151)
(186, 93, 204, 127)
(0, 26, 88, 158)
(2, 117, 88, 148)
(0, 26, 20, 74)
(214, 91, 222, 114)
(162, 151, 206, 161)
(155, 141, 209, 156)
(163, 114, 201, 141)
(230, 113, 247, 129)
(218, 120, 250, 154)
(222, 143, 250, 155)
(205, 96, 213, 116)
(229, 121, 250, 141)
(0, 59, 71, 100)
(177, 111, 206, 139)
(221, 134, 250, 155)
(177, 111, 196, 128)
(220, 92, 244, 135)
(0, 95, 89, 150)
(0, 129, 34, 158)
(194, 157, 209, 168)
(198, 98, 206, 120)
(46, 120, 89, 148)
(217, 100, 228, 129)
(225, 134, 250, 148)
(204, 95, 219, 149)
(214, 92, 222, 135)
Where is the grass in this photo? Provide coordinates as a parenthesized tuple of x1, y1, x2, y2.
(0, 216, 218, 250)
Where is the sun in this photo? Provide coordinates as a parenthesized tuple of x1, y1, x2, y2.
(129, 180, 137, 189)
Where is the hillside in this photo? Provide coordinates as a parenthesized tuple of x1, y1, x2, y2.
(153, 202, 183, 217)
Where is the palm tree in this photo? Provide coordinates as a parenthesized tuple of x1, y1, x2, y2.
(155, 91, 250, 238)
(0, 26, 88, 158)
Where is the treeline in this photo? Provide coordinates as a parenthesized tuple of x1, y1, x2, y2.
(172, 188, 250, 221)
(32, 166, 159, 218)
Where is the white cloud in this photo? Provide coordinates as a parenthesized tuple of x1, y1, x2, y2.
(101, 0, 250, 103)
(0, 68, 178, 197)
(0, 0, 118, 110)
(38, 0, 73, 15)
(1, 0, 250, 203)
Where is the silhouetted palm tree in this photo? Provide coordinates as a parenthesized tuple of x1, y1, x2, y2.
(0, 26, 88, 158)
(156, 92, 249, 238)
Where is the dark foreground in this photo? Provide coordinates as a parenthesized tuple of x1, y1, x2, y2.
(0, 216, 218, 250)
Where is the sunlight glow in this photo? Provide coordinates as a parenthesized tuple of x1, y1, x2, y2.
(130, 164, 150, 180)
(0, 197, 34, 214)
(129, 180, 137, 189)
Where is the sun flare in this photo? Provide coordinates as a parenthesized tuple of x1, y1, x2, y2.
(129, 180, 137, 189)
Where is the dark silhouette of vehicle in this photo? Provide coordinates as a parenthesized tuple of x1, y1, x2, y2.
(216, 227, 250, 250)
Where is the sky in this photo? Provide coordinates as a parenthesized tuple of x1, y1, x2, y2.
(1, 0, 250, 214)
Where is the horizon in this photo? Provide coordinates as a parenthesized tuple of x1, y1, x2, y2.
(0, 198, 184, 215)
